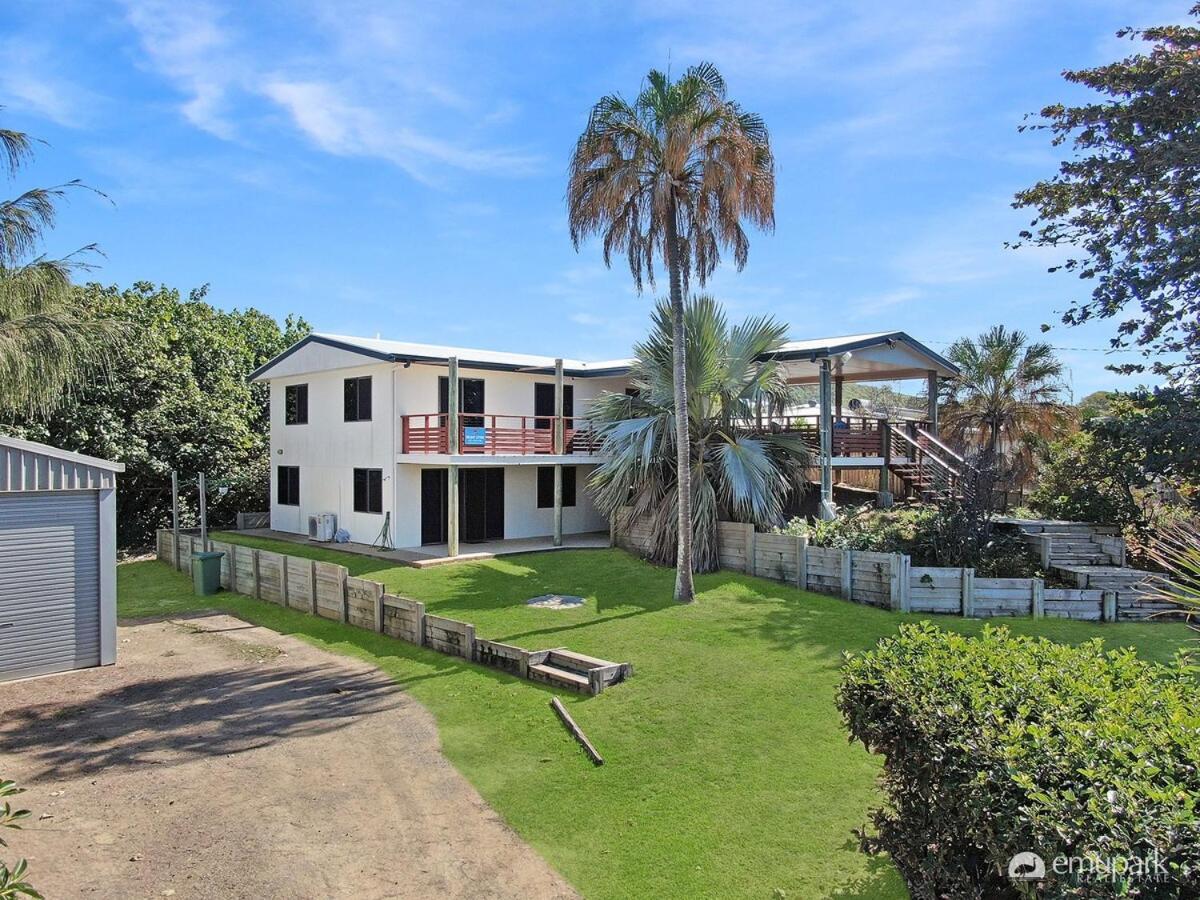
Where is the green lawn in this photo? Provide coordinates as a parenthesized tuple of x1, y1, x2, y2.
(120, 535, 1194, 900)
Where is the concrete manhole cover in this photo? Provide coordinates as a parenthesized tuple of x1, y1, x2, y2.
(526, 594, 586, 610)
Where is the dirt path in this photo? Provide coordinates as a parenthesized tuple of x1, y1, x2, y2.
(0, 614, 578, 900)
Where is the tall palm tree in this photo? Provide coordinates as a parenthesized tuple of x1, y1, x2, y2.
(941, 325, 1071, 480)
(587, 295, 807, 573)
(568, 63, 775, 601)
(0, 122, 125, 419)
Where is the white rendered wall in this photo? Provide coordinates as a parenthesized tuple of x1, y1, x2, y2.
(269, 360, 396, 544)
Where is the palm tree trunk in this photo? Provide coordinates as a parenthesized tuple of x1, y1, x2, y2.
(665, 196, 695, 602)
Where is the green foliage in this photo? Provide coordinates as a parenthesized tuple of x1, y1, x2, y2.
(1146, 520, 1200, 642)
(1029, 389, 1200, 537)
(839, 623, 1200, 898)
(941, 325, 1070, 484)
(587, 295, 808, 571)
(0, 121, 127, 418)
(1014, 11, 1200, 383)
(778, 502, 1039, 577)
(0, 779, 38, 900)
(2, 282, 308, 547)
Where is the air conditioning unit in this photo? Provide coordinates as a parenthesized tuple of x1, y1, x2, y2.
(308, 513, 337, 542)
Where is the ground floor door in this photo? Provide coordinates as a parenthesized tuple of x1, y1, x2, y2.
(0, 492, 101, 682)
(420, 469, 448, 545)
(420, 468, 505, 545)
(460, 468, 504, 543)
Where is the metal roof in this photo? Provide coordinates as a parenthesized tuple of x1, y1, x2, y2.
(250, 329, 957, 382)
(0, 435, 124, 493)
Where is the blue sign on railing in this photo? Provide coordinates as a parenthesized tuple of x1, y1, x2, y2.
(463, 426, 487, 447)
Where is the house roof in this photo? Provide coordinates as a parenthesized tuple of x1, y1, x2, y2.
(249, 329, 957, 383)
(0, 434, 124, 493)
(249, 333, 634, 381)
(773, 331, 959, 382)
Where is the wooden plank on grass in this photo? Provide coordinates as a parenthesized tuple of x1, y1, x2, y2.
(550, 697, 603, 766)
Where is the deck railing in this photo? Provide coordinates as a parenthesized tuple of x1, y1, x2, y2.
(400, 413, 604, 456)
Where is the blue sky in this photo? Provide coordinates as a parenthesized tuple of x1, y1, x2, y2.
(1, 0, 1184, 397)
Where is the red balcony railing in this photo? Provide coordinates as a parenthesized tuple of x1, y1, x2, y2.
(401, 413, 605, 456)
(753, 415, 892, 457)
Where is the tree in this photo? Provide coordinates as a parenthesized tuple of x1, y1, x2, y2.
(1013, 8, 1200, 386)
(586, 295, 807, 573)
(568, 63, 775, 601)
(941, 325, 1071, 483)
(3, 282, 309, 547)
(0, 120, 126, 417)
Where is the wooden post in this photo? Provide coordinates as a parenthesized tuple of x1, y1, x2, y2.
(834, 375, 844, 419)
(877, 418, 893, 509)
(961, 567, 976, 617)
(171, 470, 180, 569)
(339, 567, 349, 623)
(373, 582, 385, 633)
(251, 549, 261, 599)
(888, 553, 902, 611)
(550, 697, 604, 766)
(280, 552, 289, 606)
(746, 525, 757, 576)
(1032, 578, 1045, 619)
(841, 548, 853, 600)
(447, 356, 460, 558)
(1102, 590, 1117, 622)
(309, 560, 318, 615)
(900, 554, 912, 612)
(926, 370, 939, 435)
(795, 535, 808, 590)
(818, 358, 836, 520)
(198, 472, 208, 552)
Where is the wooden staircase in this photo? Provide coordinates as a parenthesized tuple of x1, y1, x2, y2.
(887, 425, 970, 502)
(526, 649, 633, 694)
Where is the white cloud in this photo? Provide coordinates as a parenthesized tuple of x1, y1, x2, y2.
(117, 0, 541, 180)
(0, 40, 98, 127)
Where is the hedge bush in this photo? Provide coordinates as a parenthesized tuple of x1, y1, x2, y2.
(839, 623, 1200, 898)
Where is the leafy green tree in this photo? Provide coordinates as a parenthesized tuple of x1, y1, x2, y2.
(1077, 390, 1115, 421)
(1028, 430, 1144, 527)
(568, 63, 775, 601)
(1013, 9, 1200, 384)
(587, 295, 807, 572)
(1089, 388, 1200, 505)
(0, 121, 126, 417)
(3, 282, 309, 547)
(941, 325, 1071, 483)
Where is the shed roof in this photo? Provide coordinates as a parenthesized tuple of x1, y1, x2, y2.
(0, 435, 124, 493)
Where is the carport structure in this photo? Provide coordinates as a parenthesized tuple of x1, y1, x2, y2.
(0, 435, 124, 682)
(755, 332, 960, 517)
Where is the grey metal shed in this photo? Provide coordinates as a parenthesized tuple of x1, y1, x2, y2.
(0, 436, 124, 682)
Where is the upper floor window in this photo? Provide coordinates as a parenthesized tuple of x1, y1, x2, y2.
(353, 468, 383, 514)
(277, 466, 300, 506)
(285, 384, 308, 425)
(344, 376, 372, 422)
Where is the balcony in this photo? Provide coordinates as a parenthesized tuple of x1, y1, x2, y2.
(400, 413, 604, 456)
(753, 415, 933, 458)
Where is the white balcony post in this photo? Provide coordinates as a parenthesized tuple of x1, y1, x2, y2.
(447, 356, 460, 557)
(553, 358, 564, 547)
(819, 358, 836, 520)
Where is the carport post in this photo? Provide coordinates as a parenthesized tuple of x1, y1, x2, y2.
(553, 358, 564, 548)
(818, 358, 836, 520)
(447, 356, 460, 558)
(198, 472, 208, 551)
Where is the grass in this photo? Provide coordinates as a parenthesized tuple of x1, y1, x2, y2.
(120, 534, 1195, 900)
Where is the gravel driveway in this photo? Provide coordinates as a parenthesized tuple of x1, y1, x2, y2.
(0, 614, 578, 900)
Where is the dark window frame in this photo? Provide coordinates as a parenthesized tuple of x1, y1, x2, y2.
(344, 376, 373, 422)
(537, 466, 576, 509)
(285, 383, 309, 425)
(277, 465, 300, 506)
(353, 467, 384, 514)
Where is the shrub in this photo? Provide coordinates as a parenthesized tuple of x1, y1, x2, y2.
(839, 623, 1200, 898)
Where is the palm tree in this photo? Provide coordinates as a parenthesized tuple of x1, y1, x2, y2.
(941, 325, 1071, 481)
(568, 63, 775, 602)
(0, 122, 125, 419)
(587, 295, 807, 573)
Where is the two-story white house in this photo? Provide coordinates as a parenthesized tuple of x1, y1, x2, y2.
(249, 333, 632, 554)
(250, 330, 958, 557)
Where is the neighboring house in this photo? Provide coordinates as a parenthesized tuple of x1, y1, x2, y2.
(249, 330, 957, 554)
